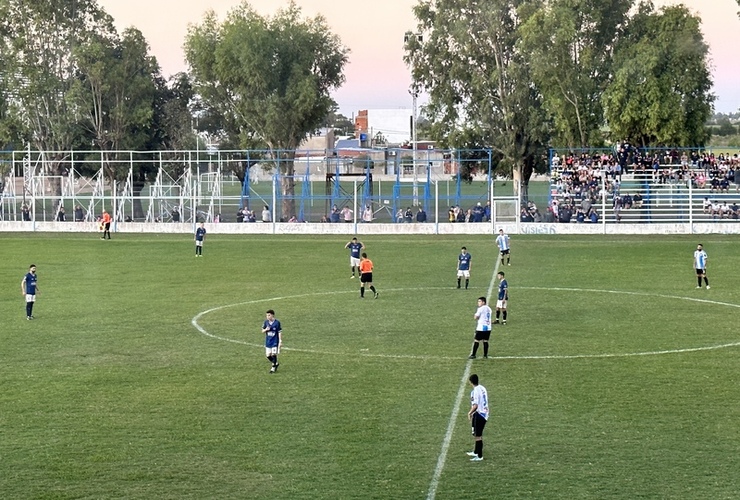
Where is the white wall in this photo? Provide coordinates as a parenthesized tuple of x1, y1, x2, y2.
(3, 221, 740, 235)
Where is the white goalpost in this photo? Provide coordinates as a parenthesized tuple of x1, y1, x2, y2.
(489, 189, 520, 233)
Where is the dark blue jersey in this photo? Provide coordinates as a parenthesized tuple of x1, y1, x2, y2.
(458, 252, 471, 271)
(498, 279, 508, 300)
(195, 227, 206, 241)
(347, 242, 363, 259)
(263, 319, 282, 348)
(25, 273, 38, 295)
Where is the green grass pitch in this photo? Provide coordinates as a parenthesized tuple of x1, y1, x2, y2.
(2, 232, 740, 499)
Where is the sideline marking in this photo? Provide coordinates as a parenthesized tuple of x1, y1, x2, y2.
(425, 260, 501, 500)
(191, 287, 740, 361)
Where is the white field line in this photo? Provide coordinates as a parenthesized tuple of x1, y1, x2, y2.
(425, 260, 501, 500)
(190, 282, 740, 498)
(191, 287, 740, 361)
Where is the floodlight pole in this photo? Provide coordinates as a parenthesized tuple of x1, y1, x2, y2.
(406, 32, 422, 207)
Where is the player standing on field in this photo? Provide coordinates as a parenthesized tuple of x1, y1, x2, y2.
(457, 246, 472, 289)
(495, 228, 510, 266)
(469, 297, 492, 359)
(693, 244, 710, 289)
(466, 374, 489, 461)
(194, 222, 206, 257)
(494, 272, 508, 324)
(359, 253, 379, 299)
(21, 264, 39, 320)
(101, 210, 112, 239)
(344, 237, 364, 278)
(262, 309, 283, 373)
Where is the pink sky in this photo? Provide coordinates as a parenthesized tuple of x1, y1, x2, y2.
(98, 0, 740, 116)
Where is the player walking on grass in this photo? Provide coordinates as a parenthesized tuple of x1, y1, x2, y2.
(466, 374, 489, 462)
(262, 309, 283, 373)
(494, 272, 508, 324)
(344, 237, 364, 278)
(194, 222, 206, 256)
(495, 228, 510, 266)
(21, 264, 39, 320)
(469, 297, 492, 359)
(457, 246, 471, 289)
(359, 252, 379, 299)
(693, 244, 710, 289)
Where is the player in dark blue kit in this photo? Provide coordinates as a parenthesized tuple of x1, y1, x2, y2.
(457, 246, 472, 289)
(262, 309, 283, 373)
(194, 222, 206, 256)
(21, 264, 40, 320)
(344, 237, 365, 278)
(494, 272, 508, 324)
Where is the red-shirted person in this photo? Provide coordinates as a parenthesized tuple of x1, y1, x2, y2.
(359, 253, 379, 299)
(101, 210, 112, 239)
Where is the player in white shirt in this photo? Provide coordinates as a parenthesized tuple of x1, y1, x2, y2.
(495, 229, 511, 266)
(468, 297, 492, 359)
(693, 243, 710, 289)
(466, 374, 489, 461)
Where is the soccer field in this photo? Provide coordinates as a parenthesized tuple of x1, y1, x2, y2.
(2, 233, 740, 499)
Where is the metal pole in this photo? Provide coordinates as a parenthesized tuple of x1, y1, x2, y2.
(412, 90, 418, 206)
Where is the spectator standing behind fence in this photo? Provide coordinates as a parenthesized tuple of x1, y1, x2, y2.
(330, 206, 340, 223)
(56, 206, 66, 222)
(472, 202, 484, 222)
(416, 206, 427, 223)
(74, 205, 85, 222)
(21, 204, 31, 221)
(342, 205, 353, 223)
(362, 205, 373, 223)
(262, 205, 271, 223)
(171, 207, 180, 222)
(404, 207, 413, 223)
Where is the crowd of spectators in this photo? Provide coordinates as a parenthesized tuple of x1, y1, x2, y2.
(545, 146, 740, 223)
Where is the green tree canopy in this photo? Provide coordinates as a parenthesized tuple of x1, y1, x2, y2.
(520, 0, 632, 148)
(602, 4, 714, 147)
(184, 1, 349, 218)
(406, 0, 549, 198)
(0, 0, 114, 157)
